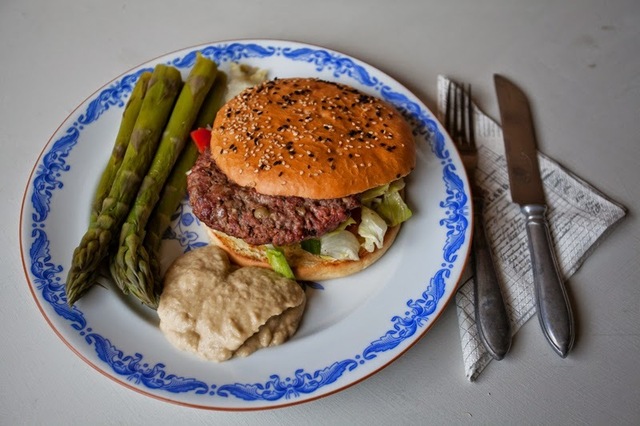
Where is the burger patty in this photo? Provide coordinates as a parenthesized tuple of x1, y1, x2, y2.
(187, 151, 360, 246)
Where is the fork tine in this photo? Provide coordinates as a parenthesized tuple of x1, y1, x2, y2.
(467, 84, 475, 148)
(458, 83, 466, 146)
(446, 80, 475, 152)
(445, 81, 453, 133)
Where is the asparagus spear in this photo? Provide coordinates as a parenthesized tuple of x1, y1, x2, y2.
(110, 54, 218, 307)
(90, 71, 152, 224)
(65, 64, 183, 306)
(144, 72, 228, 297)
(192, 71, 228, 129)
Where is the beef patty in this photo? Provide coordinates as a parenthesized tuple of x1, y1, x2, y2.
(187, 151, 360, 246)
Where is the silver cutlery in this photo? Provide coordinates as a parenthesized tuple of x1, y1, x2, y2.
(494, 74, 575, 357)
(445, 81, 512, 360)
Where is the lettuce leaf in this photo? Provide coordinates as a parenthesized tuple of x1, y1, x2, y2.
(375, 191, 413, 227)
(361, 179, 412, 227)
(360, 183, 390, 205)
(265, 246, 296, 279)
(319, 230, 360, 261)
(292, 180, 412, 263)
(300, 239, 321, 255)
(358, 206, 388, 252)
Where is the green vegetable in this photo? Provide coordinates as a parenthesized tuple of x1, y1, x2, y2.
(192, 71, 227, 128)
(361, 179, 405, 207)
(300, 180, 413, 261)
(300, 239, 321, 255)
(110, 54, 218, 308)
(144, 72, 228, 296)
(91, 71, 152, 224)
(319, 230, 360, 261)
(362, 178, 412, 227)
(299, 178, 411, 261)
(301, 217, 357, 257)
(65, 64, 183, 307)
(335, 217, 356, 231)
(358, 206, 388, 252)
(374, 191, 413, 227)
(360, 183, 390, 205)
(265, 246, 296, 280)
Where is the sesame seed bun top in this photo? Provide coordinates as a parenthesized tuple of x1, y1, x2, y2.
(209, 78, 416, 199)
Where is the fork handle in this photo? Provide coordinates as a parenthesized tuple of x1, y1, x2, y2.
(472, 196, 512, 360)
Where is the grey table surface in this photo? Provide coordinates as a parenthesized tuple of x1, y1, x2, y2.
(2, 0, 639, 424)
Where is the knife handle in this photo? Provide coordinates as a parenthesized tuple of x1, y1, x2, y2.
(522, 204, 575, 357)
(472, 196, 512, 360)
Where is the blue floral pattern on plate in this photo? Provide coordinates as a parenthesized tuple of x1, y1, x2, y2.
(22, 40, 469, 409)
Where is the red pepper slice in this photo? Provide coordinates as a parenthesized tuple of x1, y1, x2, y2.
(190, 128, 211, 153)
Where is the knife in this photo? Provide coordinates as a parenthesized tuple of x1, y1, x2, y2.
(494, 74, 575, 357)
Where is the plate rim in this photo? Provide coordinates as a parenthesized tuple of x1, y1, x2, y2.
(19, 38, 472, 410)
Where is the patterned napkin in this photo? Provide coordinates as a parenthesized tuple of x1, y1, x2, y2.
(436, 76, 627, 381)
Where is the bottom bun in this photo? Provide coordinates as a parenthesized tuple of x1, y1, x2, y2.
(205, 225, 402, 281)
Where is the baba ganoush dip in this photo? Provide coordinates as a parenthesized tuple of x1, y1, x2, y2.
(157, 245, 306, 362)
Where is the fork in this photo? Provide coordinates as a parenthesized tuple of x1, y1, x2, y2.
(445, 81, 512, 360)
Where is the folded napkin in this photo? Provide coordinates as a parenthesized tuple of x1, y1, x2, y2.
(436, 76, 627, 381)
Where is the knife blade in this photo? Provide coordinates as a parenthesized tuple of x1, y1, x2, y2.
(494, 74, 575, 357)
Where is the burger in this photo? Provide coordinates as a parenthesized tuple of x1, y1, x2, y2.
(187, 77, 416, 281)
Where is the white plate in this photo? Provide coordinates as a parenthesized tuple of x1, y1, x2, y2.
(20, 40, 471, 410)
